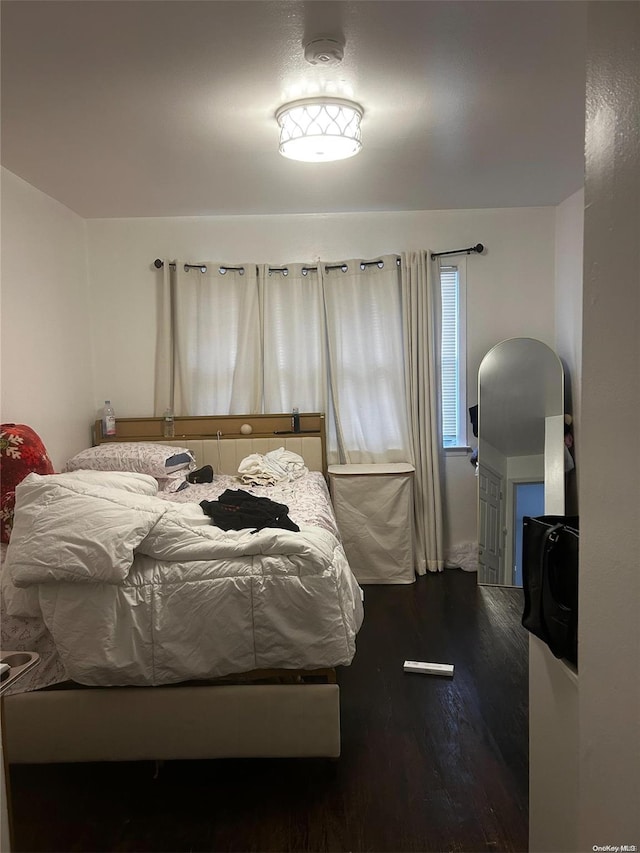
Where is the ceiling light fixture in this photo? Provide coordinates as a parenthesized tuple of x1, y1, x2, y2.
(276, 35, 363, 163)
(276, 97, 364, 163)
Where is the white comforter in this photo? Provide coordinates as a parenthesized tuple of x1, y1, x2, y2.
(4, 471, 363, 686)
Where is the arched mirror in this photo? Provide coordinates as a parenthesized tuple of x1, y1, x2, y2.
(477, 338, 565, 586)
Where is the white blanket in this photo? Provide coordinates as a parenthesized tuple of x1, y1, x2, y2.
(5, 472, 363, 686)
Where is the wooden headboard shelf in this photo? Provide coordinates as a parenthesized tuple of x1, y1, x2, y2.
(93, 413, 327, 475)
(94, 413, 325, 442)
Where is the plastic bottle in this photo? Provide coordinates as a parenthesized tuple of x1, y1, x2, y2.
(292, 407, 301, 433)
(163, 407, 175, 438)
(102, 401, 116, 437)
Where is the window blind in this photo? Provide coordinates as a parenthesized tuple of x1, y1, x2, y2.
(440, 265, 459, 446)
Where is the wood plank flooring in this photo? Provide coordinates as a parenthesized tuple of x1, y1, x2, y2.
(8, 570, 528, 853)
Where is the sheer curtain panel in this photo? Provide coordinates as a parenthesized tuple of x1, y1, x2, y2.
(260, 263, 328, 416)
(154, 262, 174, 417)
(322, 256, 411, 463)
(155, 261, 261, 416)
(401, 251, 445, 573)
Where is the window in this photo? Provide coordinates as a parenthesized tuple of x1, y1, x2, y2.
(440, 260, 467, 448)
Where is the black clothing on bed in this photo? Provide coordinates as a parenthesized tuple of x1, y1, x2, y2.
(200, 489, 300, 533)
(188, 465, 214, 484)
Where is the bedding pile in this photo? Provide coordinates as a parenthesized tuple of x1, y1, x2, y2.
(238, 447, 308, 485)
(2, 469, 363, 688)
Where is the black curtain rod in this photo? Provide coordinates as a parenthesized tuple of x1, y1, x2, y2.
(156, 251, 483, 271)
(153, 257, 401, 275)
(154, 260, 208, 272)
(431, 243, 484, 260)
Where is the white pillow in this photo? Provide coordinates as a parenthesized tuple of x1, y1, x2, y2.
(64, 443, 196, 479)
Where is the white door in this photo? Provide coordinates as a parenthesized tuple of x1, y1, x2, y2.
(478, 464, 503, 584)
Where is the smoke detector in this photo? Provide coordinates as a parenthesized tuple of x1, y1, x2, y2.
(303, 36, 345, 67)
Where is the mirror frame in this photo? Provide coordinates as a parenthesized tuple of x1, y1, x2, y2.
(477, 337, 565, 586)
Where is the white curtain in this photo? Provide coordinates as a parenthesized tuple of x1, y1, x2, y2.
(154, 262, 174, 417)
(322, 256, 411, 463)
(400, 250, 445, 573)
(154, 261, 261, 415)
(260, 262, 328, 415)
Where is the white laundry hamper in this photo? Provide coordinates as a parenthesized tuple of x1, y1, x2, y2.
(328, 463, 416, 584)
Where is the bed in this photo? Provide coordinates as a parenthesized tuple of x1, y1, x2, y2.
(1, 413, 363, 763)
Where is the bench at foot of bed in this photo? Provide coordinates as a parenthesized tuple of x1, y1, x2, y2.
(2, 679, 341, 763)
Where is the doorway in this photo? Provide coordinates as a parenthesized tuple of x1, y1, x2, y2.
(512, 481, 544, 586)
(478, 464, 504, 584)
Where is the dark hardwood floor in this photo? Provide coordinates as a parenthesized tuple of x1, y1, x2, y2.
(8, 570, 528, 853)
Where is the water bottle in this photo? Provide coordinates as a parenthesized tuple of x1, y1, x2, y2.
(102, 400, 116, 437)
(163, 407, 175, 438)
(292, 407, 301, 433)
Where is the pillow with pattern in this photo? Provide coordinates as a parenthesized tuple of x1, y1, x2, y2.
(1, 423, 55, 544)
(64, 442, 196, 479)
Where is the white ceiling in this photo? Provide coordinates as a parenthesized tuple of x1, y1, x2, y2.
(1, 0, 587, 219)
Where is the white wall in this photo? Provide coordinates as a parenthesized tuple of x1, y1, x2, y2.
(528, 149, 584, 853)
(86, 206, 556, 557)
(529, 636, 580, 853)
(530, 4, 640, 851)
(579, 1, 639, 846)
(0, 169, 95, 469)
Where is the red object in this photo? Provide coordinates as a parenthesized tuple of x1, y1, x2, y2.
(1, 423, 55, 543)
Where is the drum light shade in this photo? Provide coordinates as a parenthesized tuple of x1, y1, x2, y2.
(276, 98, 363, 162)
